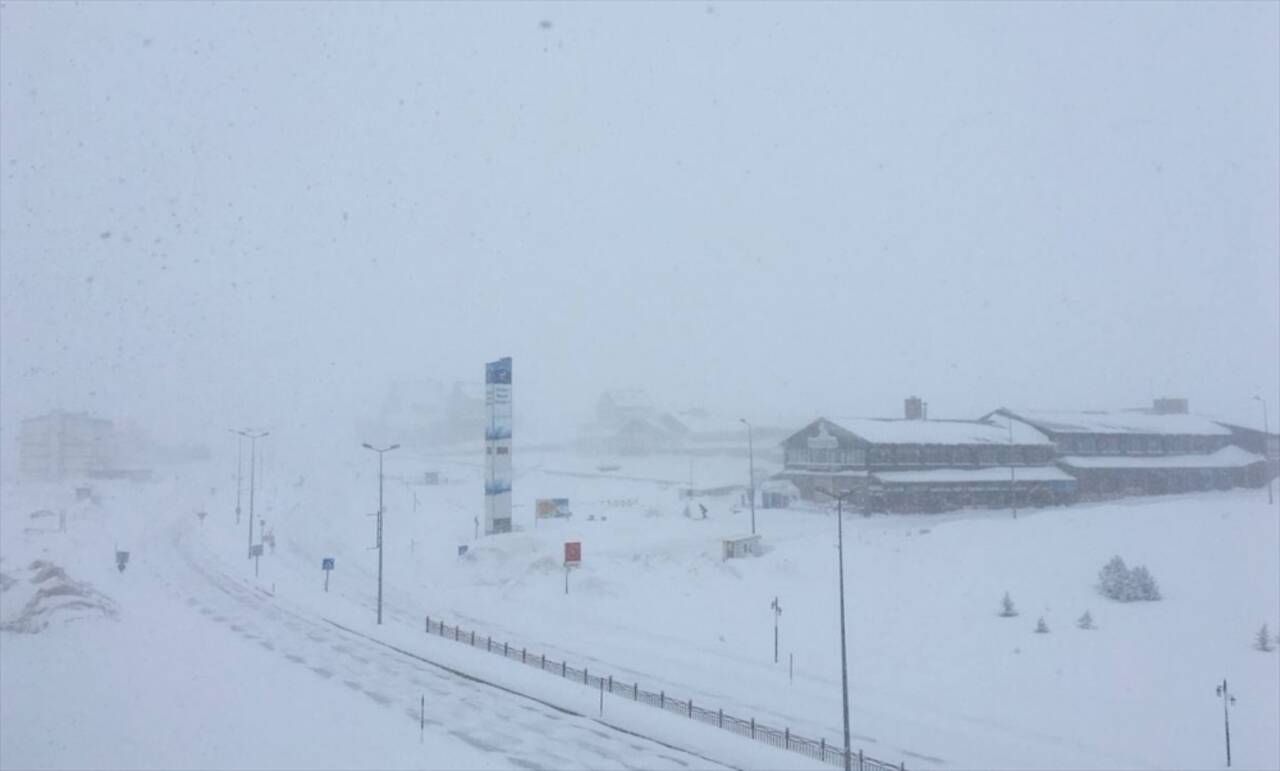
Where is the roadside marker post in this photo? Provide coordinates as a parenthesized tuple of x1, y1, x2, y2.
(322, 557, 335, 592)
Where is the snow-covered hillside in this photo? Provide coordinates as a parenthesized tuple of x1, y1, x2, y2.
(2, 450, 1277, 770)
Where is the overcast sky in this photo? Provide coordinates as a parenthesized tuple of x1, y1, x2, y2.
(2, 1, 1277, 449)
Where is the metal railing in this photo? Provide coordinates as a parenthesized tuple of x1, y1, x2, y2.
(424, 615, 904, 771)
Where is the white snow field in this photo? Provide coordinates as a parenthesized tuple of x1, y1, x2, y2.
(3, 447, 1278, 770)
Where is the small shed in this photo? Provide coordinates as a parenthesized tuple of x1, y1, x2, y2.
(722, 534, 762, 561)
(759, 479, 800, 509)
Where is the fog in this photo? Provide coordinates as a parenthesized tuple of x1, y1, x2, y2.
(2, 1, 1277, 454)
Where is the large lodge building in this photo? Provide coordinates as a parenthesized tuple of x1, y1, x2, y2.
(776, 397, 1276, 513)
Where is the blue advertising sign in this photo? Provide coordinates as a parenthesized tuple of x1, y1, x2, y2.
(485, 357, 512, 385)
(322, 558, 335, 570)
(484, 356, 513, 535)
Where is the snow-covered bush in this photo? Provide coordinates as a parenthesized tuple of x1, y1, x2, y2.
(1034, 617, 1049, 634)
(1077, 610, 1095, 630)
(1258, 624, 1274, 653)
(999, 592, 1018, 617)
(1098, 556, 1161, 602)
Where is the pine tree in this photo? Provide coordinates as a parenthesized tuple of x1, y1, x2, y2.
(1130, 565, 1161, 601)
(1077, 610, 1095, 630)
(1098, 556, 1129, 600)
(1257, 624, 1274, 653)
(1034, 617, 1049, 634)
(999, 591, 1018, 617)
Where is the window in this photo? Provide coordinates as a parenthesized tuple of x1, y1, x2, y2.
(1078, 437, 1096, 455)
(1099, 436, 1119, 454)
(1146, 437, 1162, 454)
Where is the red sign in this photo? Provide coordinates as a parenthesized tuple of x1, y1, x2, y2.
(564, 542, 581, 564)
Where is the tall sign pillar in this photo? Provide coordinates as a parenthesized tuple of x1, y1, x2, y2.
(484, 357, 513, 535)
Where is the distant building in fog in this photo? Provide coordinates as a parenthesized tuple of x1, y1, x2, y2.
(18, 411, 116, 481)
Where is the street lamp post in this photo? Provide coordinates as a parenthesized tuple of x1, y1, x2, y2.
(816, 487, 854, 771)
(1008, 418, 1017, 519)
(235, 429, 268, 559)
(362, 442, 400, 625)
(740, 418, 756, 535)
(228, 429, 243, 525)
(1255, 396, 1272, 506)
(770, 596, 782, 664)
(1216, 679, 1236, 767)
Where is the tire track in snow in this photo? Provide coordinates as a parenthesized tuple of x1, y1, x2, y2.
(169, 525, 733, 771)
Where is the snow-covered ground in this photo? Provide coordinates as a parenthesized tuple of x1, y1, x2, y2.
(3, 448, 1277, 769)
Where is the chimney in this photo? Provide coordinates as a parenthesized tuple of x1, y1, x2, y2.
(1153, 397, 1188, 415)
(904, 396, 924, 421)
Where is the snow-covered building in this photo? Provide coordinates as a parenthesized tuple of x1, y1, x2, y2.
(375, 379, 485, 447)
(777, 405, 1073, 512)
(595, 389, 657, 429)
(18, 411, 116, 481)
(988, 401, 1270, 497)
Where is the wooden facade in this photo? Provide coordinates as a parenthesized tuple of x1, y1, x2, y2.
(777, 417, 1075, 513)
(991, 407, 1270, 500)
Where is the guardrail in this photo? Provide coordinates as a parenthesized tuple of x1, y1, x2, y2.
(424, 616, 904, 771)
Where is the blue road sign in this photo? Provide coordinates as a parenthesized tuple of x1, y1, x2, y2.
(322, 558, 335, 570)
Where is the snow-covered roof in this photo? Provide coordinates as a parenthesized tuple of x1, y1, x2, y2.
(997, 408, 1232, 437)
(873, 466, 1075, 485)
(817, 417, 1053, 446)
(1058, 446, 1264, 470)
(601, 389, 654, 410)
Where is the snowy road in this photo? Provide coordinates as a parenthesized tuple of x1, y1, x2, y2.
(167, 525, 730, 771)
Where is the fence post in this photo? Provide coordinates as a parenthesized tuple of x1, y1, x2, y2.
(718, 708, 723, 728)
(470, 630, 475, 646)
(858, 749, 863, 771)
(634, 683, 639, 701)
(660, 691, 665, 708)
(584, 667, 588, 685)
(522, 647, 526, 663)
(750, 718, 755, 739)
(454, 626, 459, 641)
(821, 738, 825, 760)
(688, 699, 692, 718)
(785, 728, 789, 750)
(561, 661, 566, 677)
(425, 615, 429, 632)
(504, 642, 508, 656)
(608, 675, 613, 693)
(487, 637, 491, 652)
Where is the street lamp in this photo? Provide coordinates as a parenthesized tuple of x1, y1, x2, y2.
(1255, 396, 1272, 506)
(1008, 418, 1017, 519)
(227, 429, 243, 525)
(740, 418, 756, 535)
(816, 487, 854, 771)
(235, 429, 269, 559)
(362, 442, 400, 625)
(770, 596, 783, 664)
(1215, 679, 1237, 767)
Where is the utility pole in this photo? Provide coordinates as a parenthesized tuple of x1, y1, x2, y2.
(236, 429, 268, 559)
(228, 429, 243, 525)
(362, 442, 399, 625)
(1256, 396, 1273, 506)
(816, 487, 854, 771)
(771, 596, 782, 664)
(1008, 418, 1017, 519)
(741, 418, 756, 535)
(1216, 679, 1236, 767)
